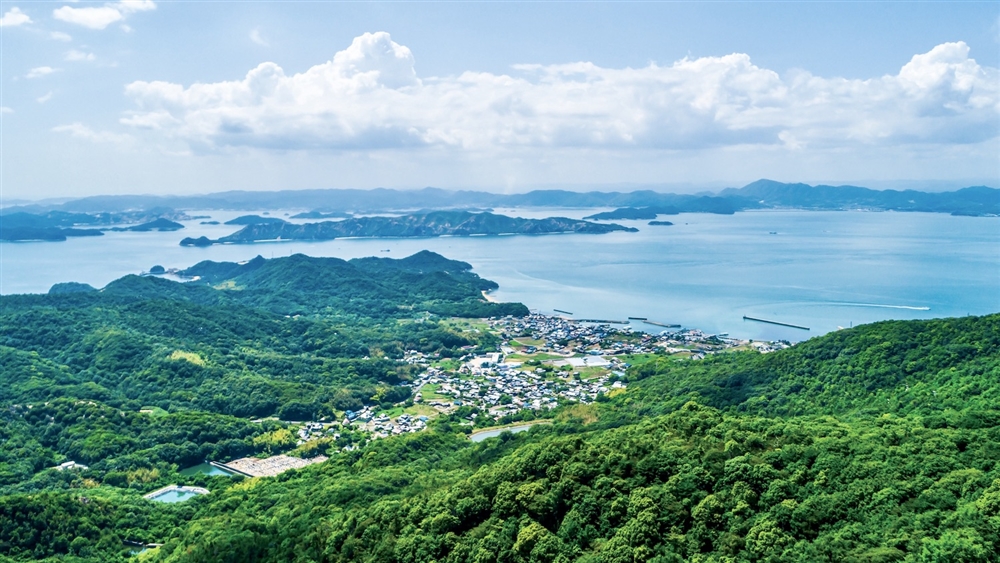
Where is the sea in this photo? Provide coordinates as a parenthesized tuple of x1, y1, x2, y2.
(1, 209, 997, 343)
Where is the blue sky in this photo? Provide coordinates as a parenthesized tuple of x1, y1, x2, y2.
(2, 1, 998, 199)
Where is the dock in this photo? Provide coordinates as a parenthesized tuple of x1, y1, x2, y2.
(742, 315, 810, 331)
(643, 320, 681, 328)
(628, 316, 647, 321)
(553, 309, 574, 315)
(568, 318, 630, 325)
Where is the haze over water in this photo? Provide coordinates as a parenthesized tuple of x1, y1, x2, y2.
(1, 209, 996, 342)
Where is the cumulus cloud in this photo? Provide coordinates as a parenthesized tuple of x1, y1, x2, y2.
(50, 31, 73, 42)
(121, 33, 999, 154)
(53, 0, 154, 30)
(65, 50, 96, 62)
(37, 91, 54, 104)
(27, 66, 58, 79)
(0, 6, 31, 27)
(53, 122, 132, 143)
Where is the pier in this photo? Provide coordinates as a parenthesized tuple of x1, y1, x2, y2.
(742, 315, 810, 331)
(553, 309, 574, 315)
(568, 318, 630, 325)
(643, 320, 681, 328)
(628, 316, 647, 321)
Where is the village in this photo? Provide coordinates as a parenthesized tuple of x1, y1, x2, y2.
(292, 313, 785, 447)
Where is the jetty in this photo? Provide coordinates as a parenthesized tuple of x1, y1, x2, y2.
(643, 320, 681, 328)
(568, 318, 630, 325)
(742, 315, 810, 331)
(628, 316, 647, 321)
(553, 309, 574, 315)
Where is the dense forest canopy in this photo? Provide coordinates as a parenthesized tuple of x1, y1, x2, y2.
(0, 250, 997, 562)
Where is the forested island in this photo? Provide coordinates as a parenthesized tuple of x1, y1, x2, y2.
(0, 210, 189, 241)
(3, 181, 996, 243)
(1, 248, 998, 562)
(185, 211, 636, 245)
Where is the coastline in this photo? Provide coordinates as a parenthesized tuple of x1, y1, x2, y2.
(481, 290, 499, 303)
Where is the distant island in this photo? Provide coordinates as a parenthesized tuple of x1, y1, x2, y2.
(648, 220, 674, 226)
(180, 236, 213, 247)
(107, 218, 184, 232)
(0, 209, 189, 241)
(4, 181, 996, 245)
(0, 226, 103, 242)
(185, 211, 636, 245)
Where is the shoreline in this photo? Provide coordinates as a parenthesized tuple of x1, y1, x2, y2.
(481, 290, 499, 303)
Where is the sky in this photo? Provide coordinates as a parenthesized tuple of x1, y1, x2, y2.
(1, 1, 998, 200)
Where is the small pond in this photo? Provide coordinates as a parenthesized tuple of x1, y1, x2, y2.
(145, 485, 209, 503)
(179, 462, 237, 477)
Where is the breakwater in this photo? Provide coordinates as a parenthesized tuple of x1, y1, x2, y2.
(742, 315, 810, 331)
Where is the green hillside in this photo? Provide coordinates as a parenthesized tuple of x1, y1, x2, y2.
(0, 253, 997, 563)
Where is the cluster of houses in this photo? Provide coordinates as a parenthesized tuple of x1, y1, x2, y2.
(291, 314, 787, 446)
(297, 422, 336, 444)
(489, 313, 787, 358)
(358, 412, 429, 438)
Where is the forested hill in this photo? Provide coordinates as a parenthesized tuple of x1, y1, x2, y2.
(621, 313, 1000, 419)
(2, 307, 996, 561)
(128, 314, 1000, 563)
(1, 250, 998, 562)
(173, 251, 527, 318)
(0, 251, 525, 415)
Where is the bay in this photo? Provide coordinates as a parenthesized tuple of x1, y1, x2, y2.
(1, 209, 997, 342)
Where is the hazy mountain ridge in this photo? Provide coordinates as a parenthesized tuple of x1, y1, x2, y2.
(722, 180, 999, 215)
(4, 180, 996, 216)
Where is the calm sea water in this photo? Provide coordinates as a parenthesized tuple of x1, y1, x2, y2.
(1, 209, 997, 342)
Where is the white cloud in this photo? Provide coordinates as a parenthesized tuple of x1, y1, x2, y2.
(53, 6, 122, 29)
(65, 49, 96, 62)
(1, 107, 14, 114)
(26, 66, 58, 79)
(53, 1, 154, 30)
(0, 6, 31, 27)
(50, 31, 73, 42)
(250, 28, 269, 47)
(121, 33, 999, 155)
(53, 122, 132, 143)
(37, 91, 54, 104)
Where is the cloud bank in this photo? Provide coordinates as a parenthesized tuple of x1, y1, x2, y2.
(121, 32, 998, 156)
